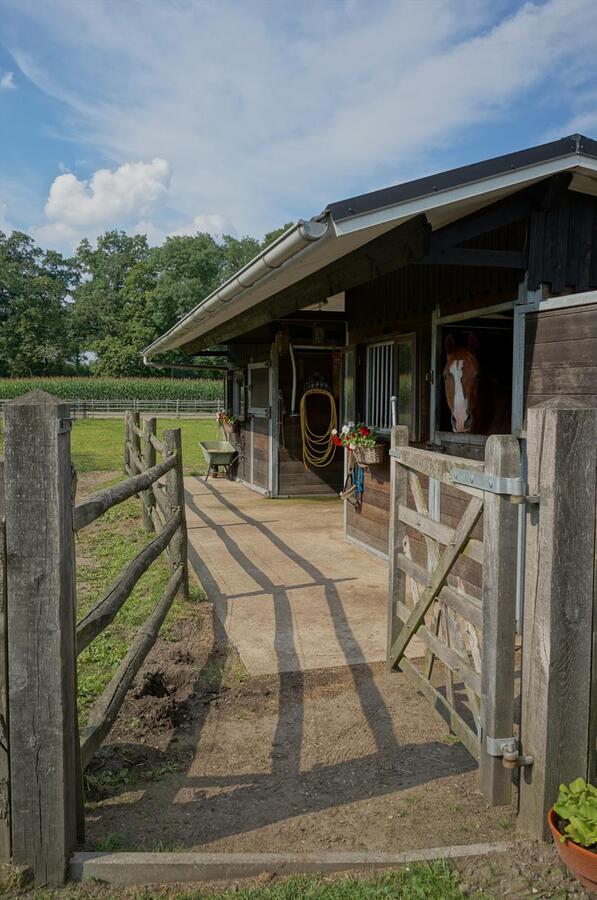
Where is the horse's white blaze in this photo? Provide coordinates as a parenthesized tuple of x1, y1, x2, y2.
(449, 359, 468, 428)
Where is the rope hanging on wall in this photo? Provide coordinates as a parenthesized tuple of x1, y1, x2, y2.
(300, 388, 338, 469)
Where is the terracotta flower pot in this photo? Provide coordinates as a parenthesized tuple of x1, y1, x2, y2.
(548, 807, 597, 894)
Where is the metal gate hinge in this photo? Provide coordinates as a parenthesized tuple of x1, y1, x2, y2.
(57, 417, 72, 435)
(452, 468, 537, 504)
(486, 736, 533, 769)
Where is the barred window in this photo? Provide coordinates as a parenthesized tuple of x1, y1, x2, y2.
(364, 335, 416, 434)
(365, 341, 394, 430)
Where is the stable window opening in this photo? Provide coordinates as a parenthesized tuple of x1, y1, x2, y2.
(364, 334, 417, 435)
(431, 304, 514, 445)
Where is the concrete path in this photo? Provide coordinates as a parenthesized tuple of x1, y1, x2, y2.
(185, 477, 423, 675)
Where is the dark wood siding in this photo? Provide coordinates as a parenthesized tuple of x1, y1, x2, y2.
(523, 302, 597, 417)
(528, 191, 597, 294)
(345, 260, 520, 555)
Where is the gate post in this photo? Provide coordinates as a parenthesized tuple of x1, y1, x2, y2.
(479, 435, 520, 806)
(387, 425, 409, 665)
(3, 392, 80, 883)
(0, 461, 9, 861)
(518, 398, 597, 840)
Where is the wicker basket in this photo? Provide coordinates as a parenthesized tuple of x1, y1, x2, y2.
(223, 422, 239, 435)
(352, 443, 386, 466)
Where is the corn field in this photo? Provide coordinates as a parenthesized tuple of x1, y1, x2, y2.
(0, 377, 224, 402)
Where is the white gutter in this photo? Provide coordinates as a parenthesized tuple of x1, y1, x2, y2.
(143, 217, 328, 360)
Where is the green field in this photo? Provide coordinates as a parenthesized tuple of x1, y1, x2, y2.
(0, 376, 223, 401)
(0, 416, 219, 472)
(72, 417, 218, 472)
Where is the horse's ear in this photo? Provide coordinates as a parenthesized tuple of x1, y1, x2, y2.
(467, 333, 479, 355)
(444, 334, 455, 354)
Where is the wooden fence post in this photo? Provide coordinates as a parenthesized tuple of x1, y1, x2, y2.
(518, 398, 597, 840)
(3, 392, 80, 883)
(0, 461, 10, 861)
(124, 411, 131, 475)
(479, 434, 520, 806)
(142, 417, 157, 532)
(387, 426, 409, 666)
(163, 429, 190, 601)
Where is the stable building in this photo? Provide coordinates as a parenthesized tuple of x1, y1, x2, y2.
(144, 134, 597, 563)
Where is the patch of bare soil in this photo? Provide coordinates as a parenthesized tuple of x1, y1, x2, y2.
(84, 588, 516, 857)
(454, 843, 590, 898)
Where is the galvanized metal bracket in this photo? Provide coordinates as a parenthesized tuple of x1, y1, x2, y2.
(486, 735, 534, 768)
(452, 468, 538, 504)
(57, 417, 73, 435)
(486, 735, 518, 757)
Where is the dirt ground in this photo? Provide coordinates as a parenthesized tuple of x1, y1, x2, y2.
(84, 588, 513, 855)
(73, 471, 590, 898)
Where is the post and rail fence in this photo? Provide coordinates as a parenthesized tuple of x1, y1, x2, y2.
(0, 397, 223, 419)
(0, 391, 190, 883)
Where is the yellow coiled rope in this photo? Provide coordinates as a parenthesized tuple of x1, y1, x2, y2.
(300, 388, 338, 469)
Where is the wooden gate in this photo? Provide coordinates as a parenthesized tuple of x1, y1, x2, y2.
(387, 425, 520, 806)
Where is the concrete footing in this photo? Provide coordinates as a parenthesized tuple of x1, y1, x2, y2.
(71, 841, 511, 886)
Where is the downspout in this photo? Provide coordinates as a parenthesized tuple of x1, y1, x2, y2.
(289, 343, 298, 416)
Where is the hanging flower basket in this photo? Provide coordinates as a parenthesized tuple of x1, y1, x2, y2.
(332, 423, 385, 466)
(216, 411, 240, 435)
(351, 443, 386, 466)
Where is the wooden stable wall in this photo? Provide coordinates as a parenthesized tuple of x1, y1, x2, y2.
(345, 261, 521, 557)
(523, 301, 597, 415)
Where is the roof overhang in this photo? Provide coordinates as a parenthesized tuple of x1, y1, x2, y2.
(143, 135, 597, 359)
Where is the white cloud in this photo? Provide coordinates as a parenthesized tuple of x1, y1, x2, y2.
(169, 213, 235, 239)
(5, 0, 597, 250)
(0, 71, 15, 90)
(44, 158, 170, 227)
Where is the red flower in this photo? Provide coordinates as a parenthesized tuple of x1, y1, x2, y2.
(332, 435, 342, 446)
(359, 426, 370, 436)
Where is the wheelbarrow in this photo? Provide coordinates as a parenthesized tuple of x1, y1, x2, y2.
(199, 440, 238, 481)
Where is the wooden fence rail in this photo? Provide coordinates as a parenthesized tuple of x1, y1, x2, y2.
(0, 391, 190, 884)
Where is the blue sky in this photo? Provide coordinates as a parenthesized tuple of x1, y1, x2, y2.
(1, 0, 597, 254)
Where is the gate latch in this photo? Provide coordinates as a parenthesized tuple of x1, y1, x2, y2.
(486, 736, 534, 769)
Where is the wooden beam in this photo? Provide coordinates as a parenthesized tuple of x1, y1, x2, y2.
(478, 435, 520, 806)
(518, 398, 597, 840)
(0, 462, 10, 862)
(423, 248, 526, 269)
(76, 509, 182, 654)
(387, 426, 409, 664)
(81, 567, 183, 768)
(74, 454, 176, 531)
(429, 193, 531, 252)
(3, 392, 80, 884)
(389, 496, 484, 667)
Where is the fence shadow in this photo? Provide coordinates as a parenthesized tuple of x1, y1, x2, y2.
(87, 476, 478, 850)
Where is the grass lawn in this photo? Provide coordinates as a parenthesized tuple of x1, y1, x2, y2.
(72, 416, 218, 472)
(1, 861, 473, 899)
(0, 415, 219, 472)
(75, 487, 205, 721)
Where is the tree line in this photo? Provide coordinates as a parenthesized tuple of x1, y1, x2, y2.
(0, 224, 290, 378)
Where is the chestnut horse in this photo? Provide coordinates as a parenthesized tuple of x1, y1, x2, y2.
(442, 333, 510, 435)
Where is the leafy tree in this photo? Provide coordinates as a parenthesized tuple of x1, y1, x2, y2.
(0, 231, 78, 376)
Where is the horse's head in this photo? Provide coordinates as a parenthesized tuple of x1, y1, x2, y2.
(442, 333, 481, 433)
